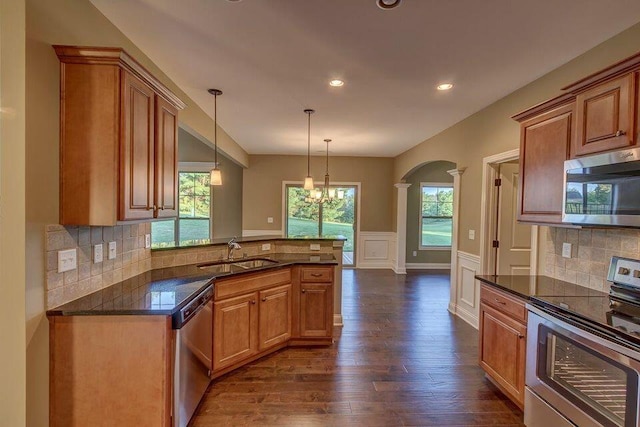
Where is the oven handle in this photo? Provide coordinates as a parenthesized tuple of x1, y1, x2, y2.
(527, 303, 640, 365)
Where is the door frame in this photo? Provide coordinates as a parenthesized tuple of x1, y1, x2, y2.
(479, 149, 538, 275)
(282, 181, 361, 267)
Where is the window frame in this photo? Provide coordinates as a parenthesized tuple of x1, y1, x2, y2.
(419, 182, 454, 251)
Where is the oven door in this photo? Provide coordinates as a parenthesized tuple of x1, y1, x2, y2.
(527, 305, 640, 427)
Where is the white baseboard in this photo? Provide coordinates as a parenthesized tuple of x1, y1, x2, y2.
(406, 262, 451, 270)
(242, 229, 283, 237)
(452, 303, 479, 330)
(392, 265, 406, 274)
(333, 314, 343, 327)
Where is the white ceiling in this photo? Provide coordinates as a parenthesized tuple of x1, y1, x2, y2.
(91, 0, 640, 157)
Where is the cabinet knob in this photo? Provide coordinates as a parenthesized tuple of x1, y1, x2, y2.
(251, 300, 256, 305)
(518, 334, 524, 339)
(301, 289, 306, 293)
(261, 297, 267, 302)
(616, 130, 627, 137)
(159, 206, 165, 210)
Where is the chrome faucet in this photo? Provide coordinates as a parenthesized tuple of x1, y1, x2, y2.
(227, 237, 242, 260)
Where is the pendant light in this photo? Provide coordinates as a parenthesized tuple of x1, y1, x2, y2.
(303, 109, 315, 190)
(208, 88, 223, 186)
(306, 138, 344, 204)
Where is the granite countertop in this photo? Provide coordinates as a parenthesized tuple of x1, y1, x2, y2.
(151, 234, 347, 251)
(47, 253, 338, 317)
(475, 274, 608, 300)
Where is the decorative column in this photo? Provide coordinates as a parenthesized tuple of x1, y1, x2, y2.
(446, 168, 466, 314)
(394, 183, 411, 274)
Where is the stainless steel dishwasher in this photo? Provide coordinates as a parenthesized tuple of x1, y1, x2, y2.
(173, 284, 213, 427)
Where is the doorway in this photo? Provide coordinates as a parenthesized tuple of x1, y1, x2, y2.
(284, 184, 358, 266)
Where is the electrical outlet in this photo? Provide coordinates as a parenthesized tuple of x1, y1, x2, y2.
(93, 244, 103, 263)
(58, 249, 77, 273)
(468, 230, 475, 240)
(261, 243, 271, 251)
(310, 243, 321, 251)
(267, 217, 274, 224)
(562, 242, 572, 258)
(108, 241, 117, 260)
(412, 250, 417, 257)
(145, 234, 151, 249)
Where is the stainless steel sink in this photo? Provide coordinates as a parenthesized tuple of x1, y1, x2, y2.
(197, 258, 278, 273)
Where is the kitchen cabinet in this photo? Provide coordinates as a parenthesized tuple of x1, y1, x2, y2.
(259, 284, 292, 350)
(55, 46, 184, 225)
(213, 292, 258, 371)
(296, 266, 334, 340)
(572, 73, 637, 157)
(513, 96, 574, 224)
(479, 284, 527, 409)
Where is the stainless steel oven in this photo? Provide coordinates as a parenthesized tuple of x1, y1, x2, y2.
(526, 305, 640, 427)
(563, 147, 640, 226)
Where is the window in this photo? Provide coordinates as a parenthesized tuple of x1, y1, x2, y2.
(420, 183, 453, 249)
(151, 170, 212, 248)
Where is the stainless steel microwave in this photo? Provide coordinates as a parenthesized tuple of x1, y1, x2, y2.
(563, 147, 640, 227)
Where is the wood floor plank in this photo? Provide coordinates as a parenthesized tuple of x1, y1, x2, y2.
(191, 270, 524, 426)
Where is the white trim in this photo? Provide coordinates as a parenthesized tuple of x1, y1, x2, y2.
(450, 249, 481, 329)
(418, 182, 454, 250)
(242, 229, 283, 237)
(333, 314, 344, 327)
(457, 250, 481, 263)
(178, 161, 217, 172)
(406, 263, 451, 269)
(394, 183, 411, 274)
(446, 167, 466, 320)
(357, 231, 396, 270)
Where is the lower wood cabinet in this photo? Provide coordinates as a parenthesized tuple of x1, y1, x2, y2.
(259, 284, 292, 350)
(213, 292, 258, 371)
(299, 283, 333, 338)
(479, 285, 527, 409)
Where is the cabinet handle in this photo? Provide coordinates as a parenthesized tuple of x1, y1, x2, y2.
(251, 300, 256, 305)
(261, 297, 267, 302)
(301, 289, 306, 293)
(310, 273, 322, 277)
(616, 130, 626, 137)
(494, 298, 506, 305)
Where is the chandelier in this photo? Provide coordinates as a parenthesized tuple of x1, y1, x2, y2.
(306, 139, 344, 204)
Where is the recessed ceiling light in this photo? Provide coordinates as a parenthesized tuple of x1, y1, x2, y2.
(437, 83, 454, 91)
(329, 79, 344, 87)
(377, 0, 402, 10)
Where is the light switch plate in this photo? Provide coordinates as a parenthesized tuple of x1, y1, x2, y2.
(562, 242, 572, 258)
(93, 244, 103, 264)
(267, 217, 274, 224)
(468, 230, 475, 240)
(145, 234, 151, 249)
(310, 243, 321, 251)
(58, 249, 77, 273)
(261, 243, 271, 251)
(108, 241, 117, 260)
(412, 251, 417, 257)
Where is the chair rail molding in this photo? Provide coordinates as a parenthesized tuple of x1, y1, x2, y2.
(393, 183, 411, 274)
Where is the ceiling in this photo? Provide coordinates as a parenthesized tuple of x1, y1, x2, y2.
(91, 0, 640, 157)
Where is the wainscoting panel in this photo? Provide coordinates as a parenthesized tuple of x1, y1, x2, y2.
(357, 232, 396, 269)
(451, 251, 481, 329)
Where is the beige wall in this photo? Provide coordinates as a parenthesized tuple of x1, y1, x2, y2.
(394, 22, 640, 256)
(405, 161, 455, 264)
(243, 154, 394, 233)
(1, 0, 27, 424)
(178, 129, 244, 238)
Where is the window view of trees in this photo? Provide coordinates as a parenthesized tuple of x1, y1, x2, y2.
(421, 184, 453, 247)
(286, 186, 355, 252)
(565, 183, 613, 214)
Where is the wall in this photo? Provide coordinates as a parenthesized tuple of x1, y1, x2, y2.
(393, 22, 640, 257)
(404, 160, 455, 267)
(243, 154, 394, 233)
(0, 0, 26, 424)
(24, 1, 247, 425)
(178, 128, 243, 238)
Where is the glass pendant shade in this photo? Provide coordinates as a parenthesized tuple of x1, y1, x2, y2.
(304, 176, 314, 190)
(328, 188, 336, 198)
(210, 168, 222, 186)
(338, 189, 345, 199)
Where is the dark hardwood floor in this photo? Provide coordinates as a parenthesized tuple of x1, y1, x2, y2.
(191, 269, 524, 426)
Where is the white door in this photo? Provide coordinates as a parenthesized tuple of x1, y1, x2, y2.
(496, 162, 532, 275)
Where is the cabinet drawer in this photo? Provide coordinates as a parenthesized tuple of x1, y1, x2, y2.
(215, 268, 291, 300)
(480, 284, 526, 324)
(300, 267, 332, 283)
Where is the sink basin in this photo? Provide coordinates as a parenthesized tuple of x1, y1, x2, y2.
(197, 258, 278, 273)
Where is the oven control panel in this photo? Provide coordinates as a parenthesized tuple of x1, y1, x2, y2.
(608, 256, 640, 289)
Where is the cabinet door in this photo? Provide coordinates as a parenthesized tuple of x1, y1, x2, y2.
(213, 293, 258, 371)
(479, 303, 526, 407)
(154, 96, 178, 218)
(259, 284, 292, 350)
(573, 74, 636, 157)
(518, 104, 573, 223)
(299, 283, 333, 338)
(121, 71, 155, 220)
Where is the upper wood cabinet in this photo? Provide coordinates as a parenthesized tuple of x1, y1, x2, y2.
(55, 46, 185, 226)
(572, 73, 636, 157)
(513, 96, 574, 224)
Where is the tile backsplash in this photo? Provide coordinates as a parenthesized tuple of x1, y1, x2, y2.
(45, 223, 152, 309)
(542, 226, 640, 292)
